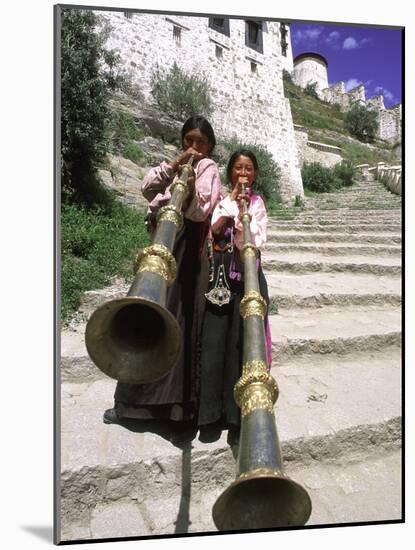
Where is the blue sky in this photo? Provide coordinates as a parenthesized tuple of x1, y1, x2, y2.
(290, 22, 403, 108)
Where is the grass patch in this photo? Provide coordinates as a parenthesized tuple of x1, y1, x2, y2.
(123, 142, 144, 163)
(61, 201, 150, 323)
(284, 80, 345, 133)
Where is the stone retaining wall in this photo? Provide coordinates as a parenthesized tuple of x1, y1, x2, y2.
(294, 126, 342, 168)
(355, 162, 402, 195)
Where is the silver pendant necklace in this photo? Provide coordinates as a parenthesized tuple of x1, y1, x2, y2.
(205, 231, 233, 307)
(205, 260, 232, 306)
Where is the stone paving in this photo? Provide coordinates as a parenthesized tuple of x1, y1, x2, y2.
(58, 178, 402, 541)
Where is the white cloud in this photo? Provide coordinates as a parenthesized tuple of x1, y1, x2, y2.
(343, 37, 359, 50)
(345, 78, 362, 91)
(326, 31, 340, 43)
(325, 31, 341, 49)
(343, 36, 372, 50)
(294, 27, 323, 43)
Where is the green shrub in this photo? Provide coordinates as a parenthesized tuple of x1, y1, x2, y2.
(344, 103, 379, 142)
(215, 138, 282, 206)
(333, 160, 355, 187)
(151, 62, 213, 121)
(123, 142, 144, 163)
(294, 195, 304, 207)
(282, 69, 293, 84)
(109, 110, 144, 153)
(61, 8, 124, 204)
(301, 162, 339, 193)
(61, 201, 150, 321)
(304, 82, 319, 100)
(302, 161, 357, 193)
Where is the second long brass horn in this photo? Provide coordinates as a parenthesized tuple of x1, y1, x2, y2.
(85, 158, 195, 385)
(212, 183, 312, 530)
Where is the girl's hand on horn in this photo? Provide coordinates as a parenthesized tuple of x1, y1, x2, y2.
(169, 147, 203, 173)
(231, 177, 250, 207)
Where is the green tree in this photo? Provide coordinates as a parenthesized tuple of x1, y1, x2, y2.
(60, 9, 123, 204)
(344, 103, 379, 142)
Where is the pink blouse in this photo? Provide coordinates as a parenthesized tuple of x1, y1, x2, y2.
(142, 158, 222, 222)
(211, 193, 268, 249)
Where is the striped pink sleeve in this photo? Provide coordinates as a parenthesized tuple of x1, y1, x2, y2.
(141, 161, 175, 203)
(184, 158, 222, 221)
(249, 194, 268, 248)
(232, 194, 268, 250)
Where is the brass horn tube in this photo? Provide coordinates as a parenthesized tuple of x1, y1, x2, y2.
(212, 184, 312, 530)
(84, 158, 195, 385)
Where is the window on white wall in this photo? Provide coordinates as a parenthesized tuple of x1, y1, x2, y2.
(215, 45, 223, 59)
(209, 17, 230, 37)
(280, 23, 288, 57)
(173, 26, 182, 45)
(245, 20, 263, 54)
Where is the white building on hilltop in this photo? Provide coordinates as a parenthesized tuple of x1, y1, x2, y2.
(292, 50, 401, 144)
(293, 52, 329, 96)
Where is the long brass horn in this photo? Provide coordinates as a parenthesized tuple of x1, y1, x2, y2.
(84, 158, 195, 385)
(212, 183, 312, 530)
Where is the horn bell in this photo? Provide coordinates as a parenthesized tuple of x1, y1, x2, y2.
(212, 471, 312, 531)
(85, 295, 182, 385)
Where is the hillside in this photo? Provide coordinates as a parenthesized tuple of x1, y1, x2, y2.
(283, 76, 401, 167)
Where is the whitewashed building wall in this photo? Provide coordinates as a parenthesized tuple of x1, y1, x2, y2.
(99, 11, 304, 198)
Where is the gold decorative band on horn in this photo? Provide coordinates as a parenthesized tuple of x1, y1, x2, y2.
(134, 243, 177, 285)
(239, 211, 252, 223)
(157, 204, 183, 230)
(238, 383, 277, 416)
(170, 177, 189, 200)
(238, 468, 284, 480)
(234, 360, 279, 410)
(240, 290, 267, 319)
(241, 242, 259, 261)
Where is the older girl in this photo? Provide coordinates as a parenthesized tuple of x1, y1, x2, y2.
(104, 116, 222, 441)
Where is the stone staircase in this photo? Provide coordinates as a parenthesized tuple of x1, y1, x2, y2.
(58, 178, 402, 542)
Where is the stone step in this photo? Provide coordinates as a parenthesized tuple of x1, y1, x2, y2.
(264, 244, 401, 257)
(264, 271, 401, 310)
(317, 204, 401, 211)
(61, 445, 402, 539)
(297, 207, 401, 215)
(313, 190, 400, 197)
(59, 345, 401, 540)
(316, 205, 401, 212)
(298, 208, 401, 215)
(279, 217, 401, 227)
(269, 218, 401, 226)
(266, 223, 401, 233)
(262, 255, 401, 276)
(272, 348, 401, 444)
(269, 305, 401, 360)
(291, 449, 401, 527)
(306, 193, 402, 207)
(267, 232, 401, 244)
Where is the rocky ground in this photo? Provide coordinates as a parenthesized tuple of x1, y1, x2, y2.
(58, 176, 402, 542)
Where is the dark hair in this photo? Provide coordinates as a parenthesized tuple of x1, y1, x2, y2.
(181, 116, 216, 153)
(226, 149, 259, 183)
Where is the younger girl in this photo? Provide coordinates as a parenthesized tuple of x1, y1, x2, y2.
(198, 149, 272, 442)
